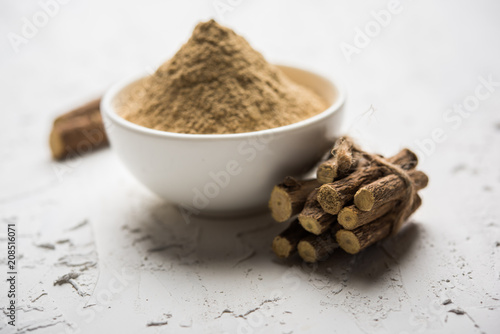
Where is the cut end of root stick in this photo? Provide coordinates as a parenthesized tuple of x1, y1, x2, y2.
(354, 188, 374, 211)
(297, 241, 318, 263)
(338, 207, 358, 230)
(272, 236, 293, 258)
(317, 185, 342, 214)
(49, 130, 65, 160)
(269, 186, 293, 223)
(298, 215, 323, 235)
(317, 164, 336, 184)
(336, 230, 361, 254)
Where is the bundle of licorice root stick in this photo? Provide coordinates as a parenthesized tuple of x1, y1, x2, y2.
(269, 137, 428, 263)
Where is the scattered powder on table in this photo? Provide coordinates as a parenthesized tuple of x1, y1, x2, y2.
(120, 20, 328, 134)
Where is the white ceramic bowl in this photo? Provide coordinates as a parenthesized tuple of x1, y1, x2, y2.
(101, 65, 345, 214)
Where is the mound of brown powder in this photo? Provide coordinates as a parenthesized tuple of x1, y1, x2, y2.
(120, 20, 328, 134)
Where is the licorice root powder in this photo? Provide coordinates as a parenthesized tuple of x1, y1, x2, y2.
(120, 20, 328, 134)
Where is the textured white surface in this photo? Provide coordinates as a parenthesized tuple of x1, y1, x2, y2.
(1, 1, 500, 333)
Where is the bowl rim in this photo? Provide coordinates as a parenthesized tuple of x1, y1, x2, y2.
(101, 64, 346, 141)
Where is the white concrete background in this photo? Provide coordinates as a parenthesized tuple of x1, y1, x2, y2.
(1, 0, 500, 333)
